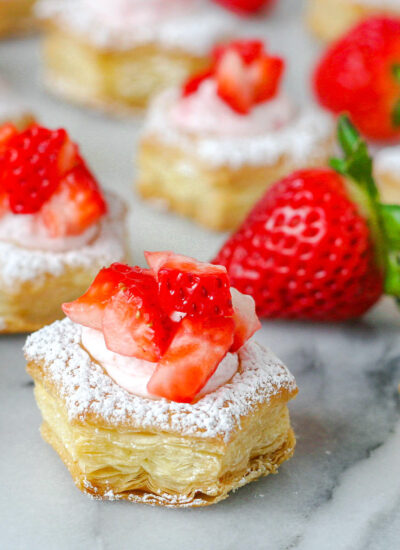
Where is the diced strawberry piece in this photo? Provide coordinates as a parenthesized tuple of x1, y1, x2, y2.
(0, 123, 18, 151)
(62, 263, 132, 329)
(212, 0, 276, 16)
(145, 251, 233, 318)
(0, 125, 73, 214)
(102, 271, 174, 362)
(230, 288, 261, 352)
(40, 164, 107, 237)
(147, 316, 235, 403)
(182, 69, 213, 97)
(214, 41, 284, 114)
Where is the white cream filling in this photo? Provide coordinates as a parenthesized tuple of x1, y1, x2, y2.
(81, 326, 239, 400)
(170, 79, 295, 138)
(0, 211, 99, 252)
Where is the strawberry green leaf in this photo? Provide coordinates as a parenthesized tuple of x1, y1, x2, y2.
(330, 114, 377, 199)
(331, 114, 400, 303)
(392, 63, 400, 83)
(392, 99, 400, 128)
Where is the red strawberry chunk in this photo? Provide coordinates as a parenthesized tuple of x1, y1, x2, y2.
(145, 251, 233, 318)
(0, 125, 73, 214)
(230, 288, 261, 352)
(62, 263, 133, 329)
(214, 41, 284, 114)
(147, 316, 235, 403)
(102, 270, 174, 362)
(40, 164, 107, 237)
(213, 0, 276, 15)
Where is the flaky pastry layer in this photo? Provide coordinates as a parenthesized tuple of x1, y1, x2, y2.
(0, 193, 128, 333)
(41, 25, 209, 112)
(0, 0, 37, 38)
(34, 380, 296, 507)
(306, 0, 397, 42)
(137, 135, 333, 231)
(374, 171, 400, 205)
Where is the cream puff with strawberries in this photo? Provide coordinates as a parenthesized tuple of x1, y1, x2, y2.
(25, 252, 298, 507)
(36, 0, 235, 113)
(306, 0, 400, 42)
(0, 123, 127, 333)
(137, 40, 334, 231)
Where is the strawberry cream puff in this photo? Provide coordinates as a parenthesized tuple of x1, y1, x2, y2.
(36, 0, 235, 113)
(137, 40, 334, 231)
(0, 123, 128, 333)
(306, 0, 400, 42)
(25, 252, 298, 507)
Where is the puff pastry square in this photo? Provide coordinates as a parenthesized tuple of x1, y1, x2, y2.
(25, 319, 298, 507)
(137, 92, 334, 231)
(0, 193, 128, 333)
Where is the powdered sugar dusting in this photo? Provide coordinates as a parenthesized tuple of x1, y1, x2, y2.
(0, 192, 126, 289)
(24, 318, 297, 442)
(36, 0, 236, 56)
(143, 89, 334, 169)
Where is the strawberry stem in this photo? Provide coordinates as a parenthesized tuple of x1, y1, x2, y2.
(331, 114, 400, 300)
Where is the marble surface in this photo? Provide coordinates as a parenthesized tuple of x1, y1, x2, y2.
(1, 1, 400, 549)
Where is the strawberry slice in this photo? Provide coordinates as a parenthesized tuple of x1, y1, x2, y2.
(214, 41, 284, 114)
(102, 269, 174, 361)
(230, 288, 261, 352)
(145, 251, 233, 318)
(147, 316, 235, 403)
(40, 164, 107, 237)
(62, 263, 132, 329)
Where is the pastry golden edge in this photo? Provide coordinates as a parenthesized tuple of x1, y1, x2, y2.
(0, 193, 129, 333)
(40, 23, 210, 113)
(25, 323, 298, 508)
(375, 172, 400, 205)
(0, 0, 38, 39)
(306, 0, 397, 42)
(137, 135, 334, 232)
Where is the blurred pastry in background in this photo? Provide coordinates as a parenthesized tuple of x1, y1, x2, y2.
(375, 147, 400, 203)
(306, 0, 400, 42)
(0, 123, 128, 333)
(0, 0, 38, 38)
(137, 40, 334, 231)
(0, 78, 34, 128)
(36, 0, 236, 113)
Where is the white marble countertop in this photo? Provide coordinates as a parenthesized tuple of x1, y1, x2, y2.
(1, 1, 400, 549)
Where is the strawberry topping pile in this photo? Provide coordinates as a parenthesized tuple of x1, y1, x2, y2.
(212, 0, 277, 16)
(314, 17, 400, 141)
(183, 40, 284, 115)
(214, 116, 400, 321)
(0, 123, 107, 236)
(63, 253, 261, 403)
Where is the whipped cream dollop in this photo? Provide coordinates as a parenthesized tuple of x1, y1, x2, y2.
(0, 212, 99, 252)
(169, 79, 295, 138)
(375, 146, 400, 177)
(355, 0, 400, 11)
(83, 0, 197, 29)
(81, 326, 239, 400)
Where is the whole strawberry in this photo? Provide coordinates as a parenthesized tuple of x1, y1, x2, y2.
(314, 17, 400, 142)
(212, 0, 277, 16)
(213, 115, 400, 321)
